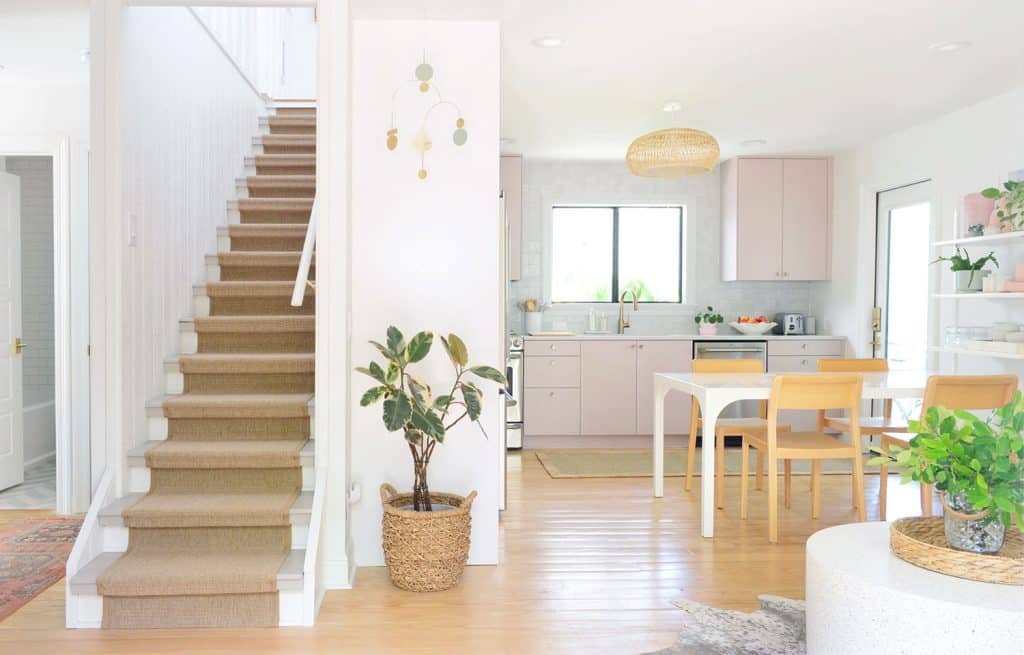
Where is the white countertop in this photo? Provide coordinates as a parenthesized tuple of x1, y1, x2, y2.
(520, 333, 845, 341)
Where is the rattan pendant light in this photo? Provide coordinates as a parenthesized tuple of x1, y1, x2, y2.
(625, 128, 720, 178)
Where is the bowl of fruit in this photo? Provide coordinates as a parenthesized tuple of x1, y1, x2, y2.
(730, 315, 776, 335)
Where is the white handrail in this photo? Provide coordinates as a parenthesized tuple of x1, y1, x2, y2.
(291, 194, 317, 306)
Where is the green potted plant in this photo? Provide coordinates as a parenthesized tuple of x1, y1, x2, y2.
(981, 180, 1024, 232)
(870, 391, 1024, 554)
(694, 306, 724, 336)
(357, 326, 506, 591)
(931, 246, 999, 293)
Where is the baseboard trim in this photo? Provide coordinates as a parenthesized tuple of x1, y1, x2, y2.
(24, 449, 57, 469)
(323, 557, 353, 590)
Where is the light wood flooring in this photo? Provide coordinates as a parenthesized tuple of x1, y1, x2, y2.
(0, 450, 933, 654)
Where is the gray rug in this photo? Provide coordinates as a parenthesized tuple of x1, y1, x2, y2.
(645, 595, 806, 655)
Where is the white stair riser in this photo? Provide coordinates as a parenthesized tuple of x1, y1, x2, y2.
(193, 292, 210, 318)
(69, 593, 104, 629)
(179, 328, 198, 355)
(278, 589, 304, 626)
(206, 262, 222, 282)
(217, 232, 232, 251)
(127, 464, 315, 493)
(235, 180, 251, 199)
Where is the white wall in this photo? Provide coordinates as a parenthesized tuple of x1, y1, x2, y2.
(4, 156, 56, 463)
(812, 86, 1024, 383)
(0, 83, 89, 137)
(120, 7, 268, 448)
(350, 20, 501, 567)
(509, 160, 816, 335)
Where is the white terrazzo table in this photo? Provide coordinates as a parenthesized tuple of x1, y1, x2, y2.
(806, 522, 1024, 654)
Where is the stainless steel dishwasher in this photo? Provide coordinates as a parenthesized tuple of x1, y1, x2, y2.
(692, 340, 767, 420)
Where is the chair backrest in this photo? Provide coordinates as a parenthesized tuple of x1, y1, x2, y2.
(770, 373, 863, 412)
(692, 358, 764, 374)
(817, 358, 889, 373)
(922, 375, 1018, 413)
(691, 358, 765, 418)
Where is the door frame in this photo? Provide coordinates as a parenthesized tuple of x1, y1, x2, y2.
(0, 135, 88, 515)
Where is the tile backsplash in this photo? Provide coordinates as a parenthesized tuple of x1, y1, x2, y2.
(508, 159, 814, 335)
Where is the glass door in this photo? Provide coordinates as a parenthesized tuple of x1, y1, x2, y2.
(874, 181, 933, 371)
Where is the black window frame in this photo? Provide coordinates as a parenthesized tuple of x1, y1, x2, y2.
(550, 204, 685, 304)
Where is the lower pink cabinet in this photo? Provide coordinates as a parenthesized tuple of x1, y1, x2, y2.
(636, 341, 693, 435)
(580, 341, 639, 435)
(523, 388, 580, 435)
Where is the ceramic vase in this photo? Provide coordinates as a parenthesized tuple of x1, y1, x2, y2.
(963, 193, 995, 234)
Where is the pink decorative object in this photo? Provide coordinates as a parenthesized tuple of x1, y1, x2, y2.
(1017, 263, 1024, 282)
(990, 198, 1012, 232)
(964, 193, 995, 230)
(698, 323, 718, 336)
(1005, 281, 1024, 292)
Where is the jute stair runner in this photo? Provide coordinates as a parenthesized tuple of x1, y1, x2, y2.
(95, 108, 315, 629)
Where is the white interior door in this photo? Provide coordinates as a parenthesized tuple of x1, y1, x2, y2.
(0, 172, 23, 491)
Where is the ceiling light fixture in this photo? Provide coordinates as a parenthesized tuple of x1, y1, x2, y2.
(928, 40, 971, 53)
(531, 36, 564, 48)
(662, 100, 683, 112)
(626, 128, 720, 178)
(0, 65, 5, 72)
(741, 138, 767, 147)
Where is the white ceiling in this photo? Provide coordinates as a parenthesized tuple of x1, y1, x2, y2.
(354, 0, 1024, 160)
(0, 0, 89, 86)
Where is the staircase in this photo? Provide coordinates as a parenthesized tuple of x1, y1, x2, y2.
(67, 106, 318, 629)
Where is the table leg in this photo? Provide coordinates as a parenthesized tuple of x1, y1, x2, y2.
(653, 377, 667, 498)
(699, 395, 726, 538)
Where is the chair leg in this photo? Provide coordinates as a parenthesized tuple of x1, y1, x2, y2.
(920, 483, 934, 518)
(684, 412, 698, 493)
(715, 429, 726, 510)
(768, 452, 779, 543)
(811, 460, 822, 519)
(740, 439, 750, 520)
(756, 451, 765, 490)
(783, 459, 792, 509)
(853, 450, 867, 522)
(878, 441, 889, 521)
(850, 435, 861, 509)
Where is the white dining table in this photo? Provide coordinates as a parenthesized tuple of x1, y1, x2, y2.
(652, 370, 933, 538)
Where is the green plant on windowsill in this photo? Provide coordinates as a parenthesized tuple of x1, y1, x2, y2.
(930, 246, 998, 291)
(869, 391, 1024, 551)
(981, 180, 1024, 231)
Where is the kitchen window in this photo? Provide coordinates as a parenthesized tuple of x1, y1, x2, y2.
(550, 205, 684, 303)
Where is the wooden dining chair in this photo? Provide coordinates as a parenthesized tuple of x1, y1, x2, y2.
(878, 374, 1018, 521)
(739, 374, 866, 543)
(816, 358, 907, 509)
(685, 359, 789, 510)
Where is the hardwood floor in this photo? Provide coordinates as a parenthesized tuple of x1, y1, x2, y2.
(0, 450, 933, 654)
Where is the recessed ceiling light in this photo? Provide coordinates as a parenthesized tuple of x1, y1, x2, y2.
(662, 101, 683, 112)
(741, 139, 768, 147)
(929, 40, 971, 53)
(531, 36, 564, 48)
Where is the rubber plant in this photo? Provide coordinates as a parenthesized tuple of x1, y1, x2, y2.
(930, 246, 998, 288)
(869, 391, 1024, 531)
(357, 327, 506, 511)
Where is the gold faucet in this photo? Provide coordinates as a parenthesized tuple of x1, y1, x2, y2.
(618, 289, 638, 334)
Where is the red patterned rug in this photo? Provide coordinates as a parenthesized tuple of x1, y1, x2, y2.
(0, 517, 82, 622)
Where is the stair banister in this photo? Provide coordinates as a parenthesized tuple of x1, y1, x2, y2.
(292, 194, 317, 307)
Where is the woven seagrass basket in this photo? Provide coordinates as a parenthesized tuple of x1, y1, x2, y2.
(380, 483, 476, 592)
(890, 517, 1023, 585)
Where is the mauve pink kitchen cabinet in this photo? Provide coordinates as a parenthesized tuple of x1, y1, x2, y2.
(580, 341, 638, 435)
(721, 156, 832, 282)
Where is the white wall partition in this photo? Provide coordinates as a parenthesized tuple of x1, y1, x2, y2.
(120, 6, 268, 450)
(349, 20, 501, 567)
(812, 86, 1024, 383)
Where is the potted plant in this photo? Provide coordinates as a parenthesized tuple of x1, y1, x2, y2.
(870, 391, 1024, 554)
(694, 306, 724, 336)
(981, 180, 1024, 232)
(357, 326, 506, 592)
(931, 246, 999, 293)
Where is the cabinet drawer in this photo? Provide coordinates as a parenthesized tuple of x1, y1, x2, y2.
(525, 356, 580, 388)
(524, 388, 580, 436)
(767, 355, 838, 373)
(525, 340, 580, 357)
(767, 340, 843, 357)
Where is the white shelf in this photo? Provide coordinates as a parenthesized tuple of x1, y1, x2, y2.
(933, 292, 1024, 299)
(930, 346, 1024, 361)
(932, 232, 1024, 247)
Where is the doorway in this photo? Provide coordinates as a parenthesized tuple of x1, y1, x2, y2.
(873, 181, 933, 371)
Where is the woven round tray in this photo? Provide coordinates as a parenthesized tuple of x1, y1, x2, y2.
(890, 517, 1023, 585)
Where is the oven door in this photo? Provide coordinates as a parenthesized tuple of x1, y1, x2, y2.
(506, 351, 523, 423)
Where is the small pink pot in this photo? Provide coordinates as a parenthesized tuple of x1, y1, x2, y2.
(698, 323, 718, 336)
(963, 192, 995, 229)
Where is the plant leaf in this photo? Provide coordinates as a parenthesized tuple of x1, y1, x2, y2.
(980, 187, 1002, 199)
(382, 390, 412, 432)
(355, 362, 388, 384)
(411, 406, 446, 442)
(360, 386, 387, 406)
(461, 383, 482, 421)
(445, 333, 469, 367)
(433, 394, 452, 411)
(407, 374, 432, 409)
(369, 340, 398, 362)
(469, 365, 507, 385)
(386, 326, 406, 356)
(406, 331, 433, 363)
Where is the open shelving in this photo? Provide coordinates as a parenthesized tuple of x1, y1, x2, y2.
(933, 292, 1024, 299)
(932, 231, 1024, 247)
(930, 346, 1024, 361)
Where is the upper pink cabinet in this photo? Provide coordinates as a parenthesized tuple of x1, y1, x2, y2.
(721, 157, 832, 281)
(500, 155, 523, 281)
